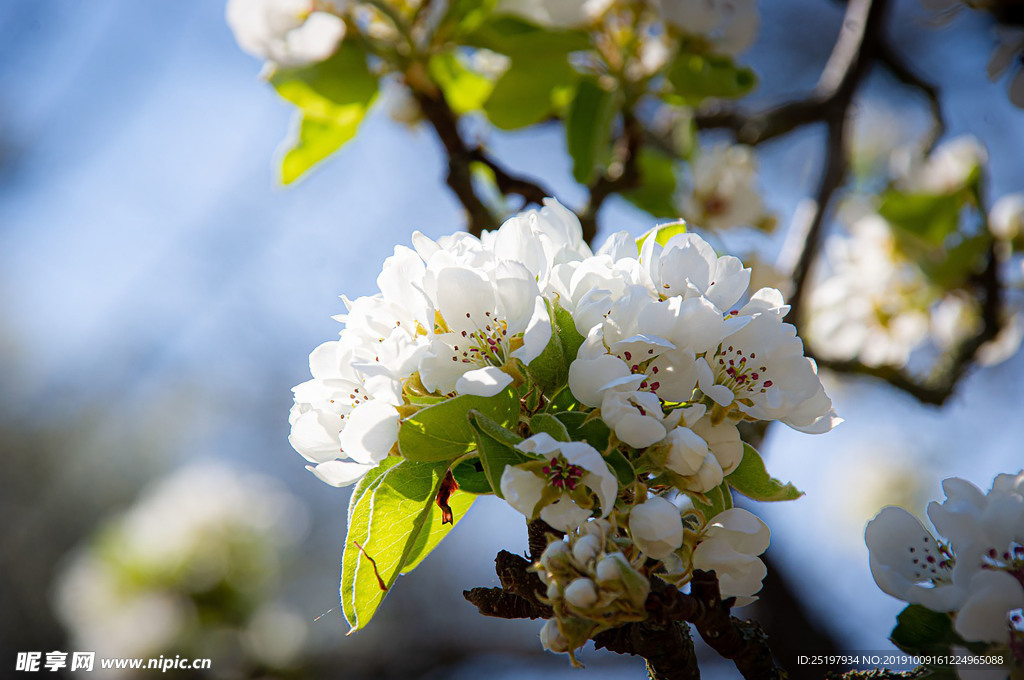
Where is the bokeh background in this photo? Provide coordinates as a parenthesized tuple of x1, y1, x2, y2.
(1, 1, 1021, 678)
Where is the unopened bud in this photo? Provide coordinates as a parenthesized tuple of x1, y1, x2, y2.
(595, 552, 630, 584)
(546, 581, 561, 601)
(572, 534, 602, 565)
(539, 618, 569, 653)
(582, 518, 611, 539)
(540, 540, 571, 571)
(563, 578, 599, 609)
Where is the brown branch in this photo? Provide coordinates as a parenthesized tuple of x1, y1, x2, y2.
(593, 620, 701, 680)
(874, 40, 945, 150)
(409, 84, 554, 236)
(810, 241, 1006, 405)
(463, 544, 783, 680)
(785, 0, 891, 327)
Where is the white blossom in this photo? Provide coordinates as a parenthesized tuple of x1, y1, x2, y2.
(990, 193, 1024, 241)
(866, 471, 1024, 648)
(227, 0, 346, 67)
(629, 496, 684, 559)
(500, 433, 618, 531)
(655, 0, 760, 56)
(691, 508, 770, 607)
(808, 215, 932, 367)
(563, 578, 600, 608)
(682, 144, 766, 231)
(495, 0, 610, 28)
(891, 135, 987, 195)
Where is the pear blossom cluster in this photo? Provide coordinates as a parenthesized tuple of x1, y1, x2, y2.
(289, 198, 838, 659)
(54, 464, 310, 675)
(866, 471, 1024, 674)
(682, 143, 771, 232)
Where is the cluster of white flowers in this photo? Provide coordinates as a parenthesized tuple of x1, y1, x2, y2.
(54, 464, 309, 675)
(682, 143, 769, 232)
(227, 0, 347, 67)
(289, 199, 590, 487)
(866, 471, 1024, 671)
(808, 215, 933, 367)
(291, 198, 836, 658)
(890, 135, 987, 196)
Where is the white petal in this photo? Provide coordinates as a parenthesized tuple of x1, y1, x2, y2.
(307, 460, 374, 487)
(338, 401, 399, 465)
(511, 295, 552, 364)
(500, 466, 546, 517)
(629, 497, 684, 559)
(954, 569, 1024, 643)
(569, 355, 631, 407)
(516, 432, 563, 457)
(541, 497, 594, 532)
(455, 366, 513, 397)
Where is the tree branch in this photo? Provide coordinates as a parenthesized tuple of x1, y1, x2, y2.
(410, 85, 554, 236)
(874, 40, 945, 150)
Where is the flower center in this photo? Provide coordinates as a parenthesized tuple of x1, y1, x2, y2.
(543, 456, 584, 491)
(616, 349, 663, 395)
(449, 311, 510, 368)
(907, 537, 955, 584)
(982, 543, 1024, 590)
(713, 344, 773, 395)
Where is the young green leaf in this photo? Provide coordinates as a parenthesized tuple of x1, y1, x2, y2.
(554, 411, 611, 451)
(636, 219, 688, 253)
(878, 191, 964, 247)
(467, 409, 529, 497)
(667, 51, 757, 103)
(451, 457, 493, 494)
(623, 148, 679, 219)
(427, 50, 496, 115)
(270, 42, 378, 183)
(398, 387, 518, 463)
(526, 299, 585, 394)
(341, 458, 471, 633)
(686, 481, 733, 523)
(726, 444, 804, 502)
(566, 77, 619, 184)
(889, 604, 958, 657)
(529, 413, 571, 441)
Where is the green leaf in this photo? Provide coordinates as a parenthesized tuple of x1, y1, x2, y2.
(280, 114, 365, 185)
(687, 481, 733, 522)
(401, 487, 476, 573)
(526, 299, 586, 395)
(468, 18, 589, 130)
(451, 457, 493, 494)
(271, 42, 378, 184)
(637, 219, 688, 253)
(667, 51, 757, 103)
(566, 77, 619, 184)
(341, 458, 470, 632)
(468, 410, 530, 497)
(554, 411, 610, 451)
(545, 386, 581, 413)
(878, 191, 964, 246)
(605, 448, 636, 486)
(398, 387, 518, 463)
(623, 148, 679, 218)
(726, 444, 804, 502)
(428, 50, 495, 115)
(890, 604, 957, 657)
(530, 413, 571, 441)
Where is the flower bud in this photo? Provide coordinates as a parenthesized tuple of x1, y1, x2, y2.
(546, 580, 561, 601)
(629, 497, 684, 559)
(572, 534, 602, 565)
(595, 552, 630, 584)
(581, 518, 611, 540)
(563, 578, 599, 609)
(662, 427, 709, 476)
(540, 540, 571, 571)
(539, 618, 569, 653)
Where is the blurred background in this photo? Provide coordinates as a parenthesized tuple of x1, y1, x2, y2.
(0, 1, 1021, 678)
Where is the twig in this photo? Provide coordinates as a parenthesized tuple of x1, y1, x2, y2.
(875, 40, 945, 150)
(593, 620, 701, 680)
(785, 0, 891, 327)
